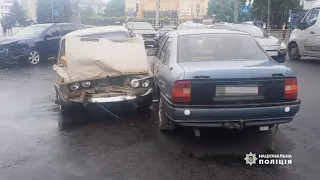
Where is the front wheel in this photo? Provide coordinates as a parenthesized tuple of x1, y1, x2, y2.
(288, 43, 301, 60)
(25, 49, 41, 66)
(136, 93, 153, 110)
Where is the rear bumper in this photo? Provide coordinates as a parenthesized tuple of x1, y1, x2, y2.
(161, 94, 301, 127)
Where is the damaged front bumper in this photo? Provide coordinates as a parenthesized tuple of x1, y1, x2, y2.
(88, 88, 153, 103)
(0, 48, 28, 64)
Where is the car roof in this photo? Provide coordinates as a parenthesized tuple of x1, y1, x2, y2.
(175, 29, 248, 36)
(62, 26, 129, 39)
(181, 22, 205, 26)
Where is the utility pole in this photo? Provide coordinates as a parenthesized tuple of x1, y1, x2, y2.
(155, 0, 160, 30)
(234, 0, 239, 23)
(267, 0, 270, 32)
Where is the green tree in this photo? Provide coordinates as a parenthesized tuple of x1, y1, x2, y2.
(37, 0, 74, 23)
(207, 0, 235, 22)
(6, 0, 26, 26)
(81, 5, 95, 17)
(104, 0, 125, 17)
(252, 0, 302, 28)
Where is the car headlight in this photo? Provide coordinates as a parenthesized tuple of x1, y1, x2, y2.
(130, 78, 140, 88)
(142, 79, 150, 87)
(81, 81, 91, 88)
(280, 42, 287, 49)
(70, 82, 80, 91)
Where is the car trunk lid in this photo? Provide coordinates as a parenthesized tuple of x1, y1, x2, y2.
(178, 61, 295, 105)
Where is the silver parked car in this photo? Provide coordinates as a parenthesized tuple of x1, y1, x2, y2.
(147, 29, 301, 132)
(209, 23, 287, 61)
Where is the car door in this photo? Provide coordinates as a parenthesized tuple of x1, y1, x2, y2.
(153, 36, 168, 84)
(43, 26, 61, 57)
(297, 8, 320, 56)
(154, 36, 173, 94)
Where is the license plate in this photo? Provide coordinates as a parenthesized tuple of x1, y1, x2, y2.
(267, 51, 278, 56)
(216, 85, 258, 96)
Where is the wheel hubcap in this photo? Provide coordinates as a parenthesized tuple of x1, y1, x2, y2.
(291, 48, 297, 57)
(28, 51, 40, 65)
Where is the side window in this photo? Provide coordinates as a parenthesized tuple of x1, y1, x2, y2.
(60, 26, 77, 36)
(46, 27, 60, 37)
(156, 36, 168, 59)
(304, 8, 320, 27)
(58, 39, 65, 62)
(159, 37, 172, 63)
(83, 32, 129, 39)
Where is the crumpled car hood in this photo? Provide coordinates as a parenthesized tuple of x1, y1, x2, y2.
(54, 36, 149, 83)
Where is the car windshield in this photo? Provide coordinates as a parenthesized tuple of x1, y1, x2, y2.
(180, 24, 207, 30)
(230, 25, 267, 37)
(132, 23, 154, 30)
(179, 34, 269, 62)
(13, 25, 49, 38)
(160, 27, 174, 32)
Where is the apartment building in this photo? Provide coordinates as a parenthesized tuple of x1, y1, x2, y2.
(178, 0, 209, 21)
(0, 0, 13, 19)
(135, 0, 208, 23)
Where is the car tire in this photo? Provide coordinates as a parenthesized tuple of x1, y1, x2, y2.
(288, 43, 301, 60)
(136, 93, 153, 110)
(158, 97, 175, 132)
(25, 49, 41, 66)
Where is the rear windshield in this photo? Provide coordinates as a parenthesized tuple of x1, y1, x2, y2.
(180, 24, 207, 30)
(179, 34, 269, 62)
(82, 31, 129, 39)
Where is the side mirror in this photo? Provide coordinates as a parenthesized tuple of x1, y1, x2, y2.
(272, 55, 285, 63)
(44, 34, 52, 39)
(147, 49, 157, 56)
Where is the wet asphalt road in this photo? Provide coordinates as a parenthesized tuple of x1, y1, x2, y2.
(0, 57, 319, 180)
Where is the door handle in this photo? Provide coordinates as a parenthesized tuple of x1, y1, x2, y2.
(310, 31, 315, 34)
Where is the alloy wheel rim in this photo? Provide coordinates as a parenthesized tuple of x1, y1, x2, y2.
(28, 51, 40, 65)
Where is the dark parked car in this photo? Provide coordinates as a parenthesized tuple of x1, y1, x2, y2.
(125, 22, 159, 47)
(0, 23, 86, 67)
(148, 29, 301, 132)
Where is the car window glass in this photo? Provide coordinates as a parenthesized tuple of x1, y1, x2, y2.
(60, 26, 78, 36)
(305, 8, 319, 26)
(163, 38, 173, 64)
(160, 37, 172, 63)
(59, 39, 65, 60)
(156, 36, 168, 59)
(82, 31, 129, 39)
(179, 34, 269, 62)
(46, 27, 60, 37)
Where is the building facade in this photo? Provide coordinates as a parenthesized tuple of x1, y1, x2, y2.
(0, 0, 13, 19)
(21, 0, 37, 22)
(134, 0, 208, 25)
(178, 0, 208, 21)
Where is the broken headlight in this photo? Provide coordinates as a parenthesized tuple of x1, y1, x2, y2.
(70, 82, 80, 91)
(142, 79, 150, 87)
(130, 78, 140, 88)
(81, 81, 91, 88)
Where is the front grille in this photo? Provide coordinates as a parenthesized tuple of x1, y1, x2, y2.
(142, 34, 155, 38)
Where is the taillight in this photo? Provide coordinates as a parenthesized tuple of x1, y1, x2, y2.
(284, 78, 298, 99)
(172, 80, 191, 103)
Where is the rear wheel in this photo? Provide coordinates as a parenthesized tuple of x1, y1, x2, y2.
(288, 43, 301, 60)
(158, 98, 174, 132)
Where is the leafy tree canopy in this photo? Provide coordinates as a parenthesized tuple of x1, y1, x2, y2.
(104, 0, 125, 17)
(6, 0, 26, 26)
(36, 0, 74, 23)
